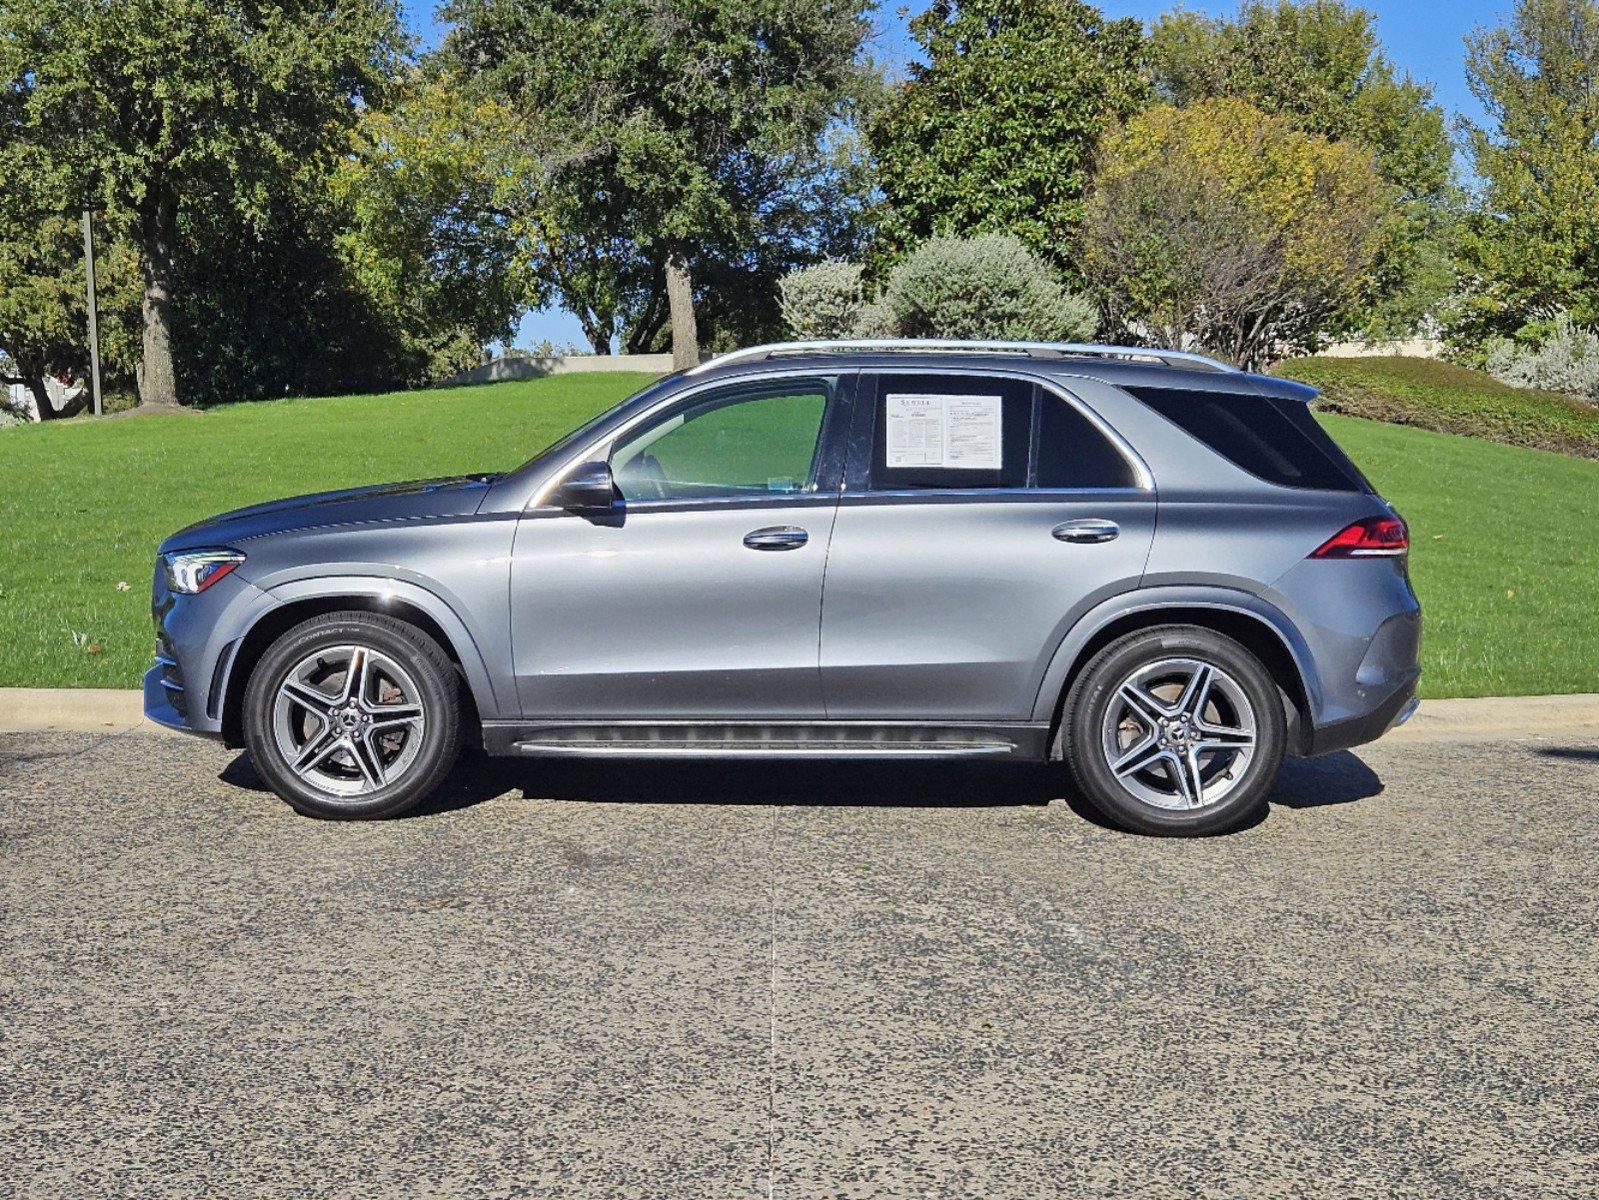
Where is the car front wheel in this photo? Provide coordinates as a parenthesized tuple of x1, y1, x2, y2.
(1061, 625, 1287, 836)
(243, 611, 464, 819)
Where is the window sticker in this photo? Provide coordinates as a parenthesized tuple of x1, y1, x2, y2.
(885, 393, 1002, 470)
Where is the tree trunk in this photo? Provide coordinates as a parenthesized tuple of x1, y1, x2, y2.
(137, 187, 180, 407)
(665, 252, 698, 371)
(578, 309, 615, 355)
(23, 373, 51, 420)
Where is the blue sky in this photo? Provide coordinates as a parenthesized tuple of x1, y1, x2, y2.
(401, 1, 1512, 349)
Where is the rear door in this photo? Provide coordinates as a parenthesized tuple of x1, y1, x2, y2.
(819, 370, 1157, 721)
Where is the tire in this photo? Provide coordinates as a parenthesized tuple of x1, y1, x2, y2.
(1060, 625, 1286, 837)
(243, 611, 464, 820)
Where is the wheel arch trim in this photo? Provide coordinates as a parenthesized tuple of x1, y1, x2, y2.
(218, 576, 504, 743)
(1031, 586, 1323, 740)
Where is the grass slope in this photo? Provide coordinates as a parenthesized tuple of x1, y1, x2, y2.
(1278, 355, 1599, 459)
(1318, 412, 1598, 699)
(0, 373, 1593, 698)
(0, 374, 655, 689)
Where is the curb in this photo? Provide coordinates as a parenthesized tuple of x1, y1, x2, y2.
(1, 688, 1596, 742)
(0, 688, 186, 738)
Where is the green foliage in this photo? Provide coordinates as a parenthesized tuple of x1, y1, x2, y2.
(0, 105, 142, 409)
(330, 77, 537, 384)
(779, 261, 868, 338)
(1454, 0, 1599, 342)
(0, 0, 407, 404)
(1483, 313, 1599, 403)
(880, 234, 1097, 341)
(1084, 99, 1390, 367)
(438, 0, 876, 349)
(868, 0, 1148, 271)
(1277, 355, 1599, 459)
(1147, 1, 1457, 336)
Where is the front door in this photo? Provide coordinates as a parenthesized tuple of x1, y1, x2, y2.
(511, 373, 849, 720)
(820, 371, 1158, 721)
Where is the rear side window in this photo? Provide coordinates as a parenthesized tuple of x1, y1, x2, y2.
(870, 375, 1032, 490)
(1127, 387, 1370, 492)
(1036, 394, 1140, 489)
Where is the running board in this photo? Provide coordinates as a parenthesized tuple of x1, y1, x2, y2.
(481, 721, 1050, 762)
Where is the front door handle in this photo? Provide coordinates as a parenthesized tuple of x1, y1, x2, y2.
(1052, 518, 1119, 544)
(743, 525, 809, 551)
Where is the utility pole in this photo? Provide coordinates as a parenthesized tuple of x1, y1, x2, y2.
(82, 210, 102, 417)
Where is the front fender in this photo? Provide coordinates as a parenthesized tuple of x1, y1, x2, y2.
(252, 574, 508, 720)
(1029, 584, 1322, 725)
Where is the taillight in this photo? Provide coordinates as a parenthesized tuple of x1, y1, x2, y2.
(1309, 516, 1408, 559)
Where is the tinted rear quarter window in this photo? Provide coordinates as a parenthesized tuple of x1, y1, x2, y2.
(1036, 393, 1140, 489)
(1127, 386, 1369, 492)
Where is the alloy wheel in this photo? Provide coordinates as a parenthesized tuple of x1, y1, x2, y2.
(1099, 657, 1258, 810)
(271, 644, 427, 797)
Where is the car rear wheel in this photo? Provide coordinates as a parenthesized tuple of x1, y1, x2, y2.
(243, 611, 463, 820)
(1061, 625, 1286, 836)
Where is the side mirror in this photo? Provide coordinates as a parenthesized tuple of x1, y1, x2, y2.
(553, 460, 617, 512)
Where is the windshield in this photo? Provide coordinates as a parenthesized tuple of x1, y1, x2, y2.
(509, 372, 684, 474)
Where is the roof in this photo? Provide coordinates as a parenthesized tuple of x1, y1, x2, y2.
(687, 340, 1318, 403)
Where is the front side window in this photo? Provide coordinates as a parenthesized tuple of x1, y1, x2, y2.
(611, 379, 832, 502)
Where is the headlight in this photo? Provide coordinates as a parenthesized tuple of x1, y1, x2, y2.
(163, 549, 245, 594)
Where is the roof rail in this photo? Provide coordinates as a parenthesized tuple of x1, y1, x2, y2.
(687, 338, 1242, 375)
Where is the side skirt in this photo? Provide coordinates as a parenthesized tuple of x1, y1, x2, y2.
(480, 720, 1052, 762)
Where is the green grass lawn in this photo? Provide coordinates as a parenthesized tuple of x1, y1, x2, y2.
(0, 372, 1594, 698)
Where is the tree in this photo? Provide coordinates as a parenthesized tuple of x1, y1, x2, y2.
(0, 0, 404, 408)
(0, 118, 142, 418)
(1082, 99, 1391, 368)
(868, 0, 1148, 272)
(1148, 2, 1455, 336)
(1455, 0, 1599, 341)
(439, 0, 875, 369)
(331, 76, 537, 382)
(880, 234, 1097, 340)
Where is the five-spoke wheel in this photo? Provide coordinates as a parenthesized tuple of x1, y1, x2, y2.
(244, 612, 463, 819)
(1063, 626, 1286, 836)
(272, 645, 428, 796)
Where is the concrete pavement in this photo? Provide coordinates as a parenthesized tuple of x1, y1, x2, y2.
(2, 725, 1596, 1197)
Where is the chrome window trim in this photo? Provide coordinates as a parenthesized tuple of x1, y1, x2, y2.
(861, 366, 1155, 492)
(528, 363, 1154, 510)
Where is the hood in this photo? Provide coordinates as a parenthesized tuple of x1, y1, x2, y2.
(159, 474, 501, 554)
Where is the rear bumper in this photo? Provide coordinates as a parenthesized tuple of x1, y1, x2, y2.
(1305, 670, 1420, 756)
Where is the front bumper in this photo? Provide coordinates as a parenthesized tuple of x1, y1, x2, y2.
(142, 565, 275, 737)
(142, 660, 213, 737)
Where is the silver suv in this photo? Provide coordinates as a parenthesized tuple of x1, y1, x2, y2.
(146, 340, 1421, 835)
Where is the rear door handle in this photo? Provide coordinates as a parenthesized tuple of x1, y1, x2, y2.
(743, 525, 809, 551)
(1052, 518, 1119, 544)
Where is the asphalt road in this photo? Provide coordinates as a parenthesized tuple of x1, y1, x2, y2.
(2, 729, 1596, 1198)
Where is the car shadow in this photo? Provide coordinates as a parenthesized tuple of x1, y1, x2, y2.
(221, 746, 1385, 826)
(1269, 751, 1384, 808)
(1534, 747, 1599, 763)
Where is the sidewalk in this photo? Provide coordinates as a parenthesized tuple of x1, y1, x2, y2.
(2, 687, 1595, 742)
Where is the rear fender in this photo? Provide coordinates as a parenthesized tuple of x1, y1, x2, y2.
(1031, 585, 1322, 725)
